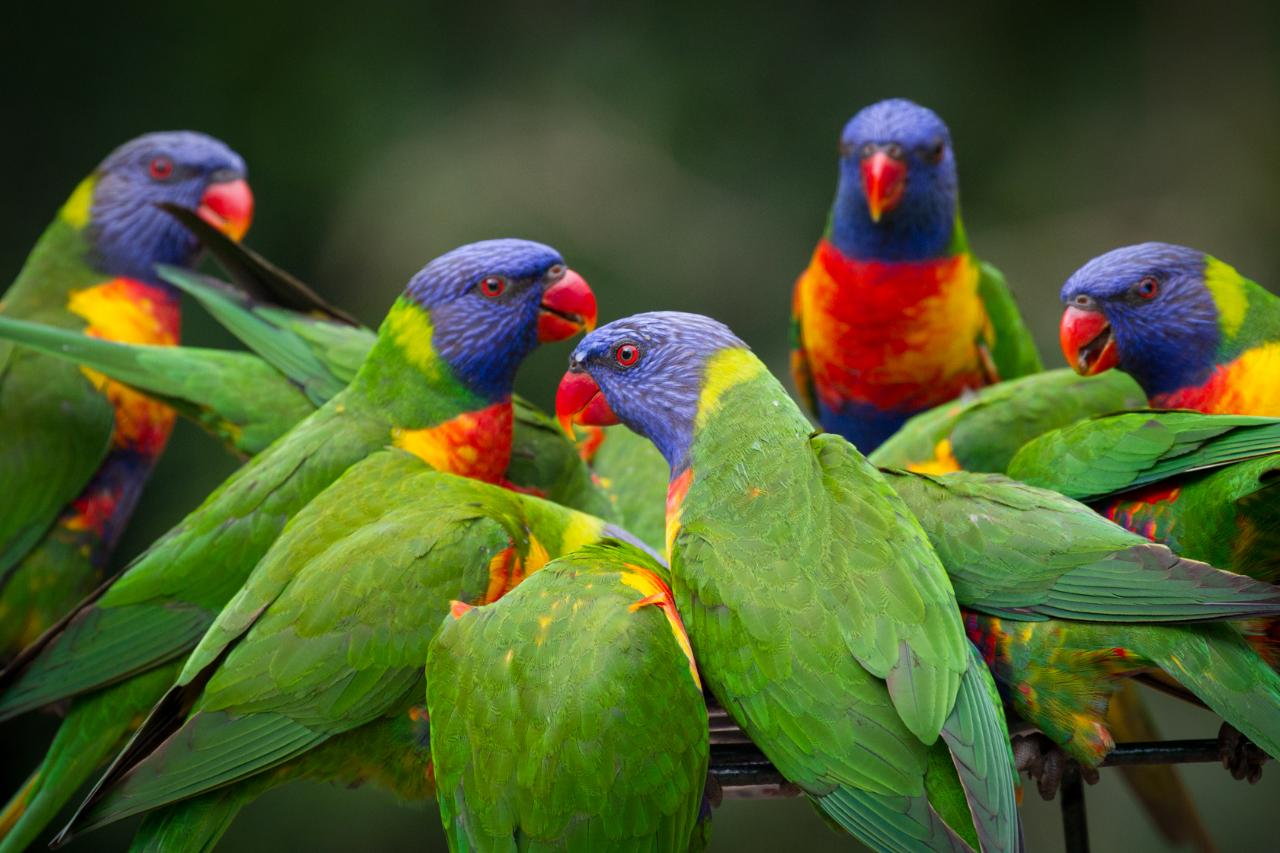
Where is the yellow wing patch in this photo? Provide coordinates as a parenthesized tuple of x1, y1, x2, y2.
(620, 565, 701, 689)
(906, 438, 962, 475)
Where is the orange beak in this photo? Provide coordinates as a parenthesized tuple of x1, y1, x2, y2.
(1060, 305, 1118, 375)
(556, 370, 619, 436)
(197, 178, 254, 242)
(861, 150, 906, 223)
(538, 269, 597, 342)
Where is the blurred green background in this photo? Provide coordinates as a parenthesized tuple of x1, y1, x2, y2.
(3, 1, 1279, 850)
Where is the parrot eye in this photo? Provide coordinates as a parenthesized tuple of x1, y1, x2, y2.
(479, 276, 506, 298)
(884, 143, 904, 160)
(1132, 276, 1160, 300)
(546, 264, 566, 281)
(858, 142, 876, 159)
(926, 139, 945, 163)
(148, 157, 175, 181)
(614, 343, 640, 367)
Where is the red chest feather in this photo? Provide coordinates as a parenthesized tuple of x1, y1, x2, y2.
(795, 241, 993, 412)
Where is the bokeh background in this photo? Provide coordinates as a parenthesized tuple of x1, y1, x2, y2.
(3, 2, 1279, 850)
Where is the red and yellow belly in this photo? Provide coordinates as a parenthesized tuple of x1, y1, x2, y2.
(391, 401, 514, 484)
(67, 277, 180, 456)
(1150, 342, 1280, 416)
(794, 240, 993, 414)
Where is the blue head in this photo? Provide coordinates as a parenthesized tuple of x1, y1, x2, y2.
(400, 239, 597, 401)
(828, 99, 959, 261)
(86, 131, 252, 283)
(1059, 242, 1218, 396)
(557, 312, 747, 472)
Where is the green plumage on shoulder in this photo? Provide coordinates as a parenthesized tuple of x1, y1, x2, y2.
(975, 259, 1043, 381)
(429, 539, 708, 852)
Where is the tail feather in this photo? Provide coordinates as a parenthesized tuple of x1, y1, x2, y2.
(127, 781, 263, 853)
(1105, 682, 1216, 853)
(816, 785, 972, 853)
(1134, 623, 1280, 760)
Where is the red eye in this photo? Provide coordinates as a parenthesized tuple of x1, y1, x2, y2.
(1135, 276, 1159, 299)
(479, 276, 505, 298)
(149, 157, 174, 181)
(615, 343, 640, 367)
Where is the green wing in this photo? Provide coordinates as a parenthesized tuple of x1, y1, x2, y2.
(869, 369, 1145, 474)
(0, 315, 314, 456)
(157, 265, 367, 406)
(0, 396, 388, 719)
(1007, 412, 1280, 501)
(588, 425, 670, 552)
(675, 370, 1017, 850)
(975, 260, 1042, 380)
(0, 336, 113, 581)
(428, 540, 707, 852)
(65, 457, 612, 835)
(882, 469, 1280, 621)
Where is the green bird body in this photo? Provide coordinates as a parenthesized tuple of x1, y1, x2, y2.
(0, 240, 597, 853)
(429, 540, 708, 852)
(559, 313, 1021, 852)
(58, 450, 636, 845)
(0, 134, 252, 658)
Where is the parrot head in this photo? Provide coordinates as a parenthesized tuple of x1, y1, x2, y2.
(1059, 242, 1226, 397)
(829, 98, 959, 261)
(403, 238, 597, 400)
(557, 311, 746, 471)
(84, 131, 253, 282)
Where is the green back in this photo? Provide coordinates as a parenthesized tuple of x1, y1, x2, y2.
(429, 540, 708, 852)
(870, 369, 1145, 474)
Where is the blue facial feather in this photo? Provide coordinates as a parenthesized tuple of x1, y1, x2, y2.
(409, 239, 565, 402)
(570, 312, 746, 472)
(1060, 242, 1218, 396)
(88, 131, 247, 283)
(828, 99, 959, 262)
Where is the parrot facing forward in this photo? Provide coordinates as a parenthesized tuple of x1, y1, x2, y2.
(429, 539, 709, 852)
(791, 98, 1041, 451)
(559, 311, 1022, 853)
(54, 452, 645, 848)
(0, 239, 596, 853)
(0, 131, 253, 659)
(1060, 242, 1280, 415)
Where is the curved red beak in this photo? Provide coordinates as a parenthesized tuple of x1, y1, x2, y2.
(197, 178, 254, 242)
(861, 150, 906, 223)
(556, 370, 619, 435)
(538, 269, 597, 342)
(1060, 305, 1118, 375)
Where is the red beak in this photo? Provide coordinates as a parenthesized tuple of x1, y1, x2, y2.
(1060, 305, 1118, 375)
(538, 269, 597, 342)
(197, 178, 254, 242)
(861, 150, 906, 223)
(556, 370, 619, 435)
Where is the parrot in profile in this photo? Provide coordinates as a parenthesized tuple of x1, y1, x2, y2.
(791, 98, 1041, 451)
(558, 311, 1022, 852)
(0, 239, 597, 853)
(52, 451, 648, 849)
(868, 369, 1145, 475)
(1059, 242, 1280, 415)
(429, 539, 709, 852)
(0, 131, 253, 659)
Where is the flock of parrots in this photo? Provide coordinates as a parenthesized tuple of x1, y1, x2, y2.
(0, 96, 1277, 853)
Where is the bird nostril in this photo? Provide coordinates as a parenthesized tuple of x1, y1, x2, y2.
(547, 264, 566, 281)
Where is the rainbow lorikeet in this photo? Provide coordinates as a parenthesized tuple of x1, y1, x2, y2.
(53, 451, 647, 848)
(0, 240, 597, 853)
(868, 368, 1146, 475)
(791, 99, 1041, 452)
(558, 312, 1022, 853)
(429, 539, 709, 852)
(1059, 242, 1280, 415)
(0, 131, 253, 659)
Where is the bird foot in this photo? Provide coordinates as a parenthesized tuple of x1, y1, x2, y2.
(1012, 732, 1099, 801)
(1219, 723, 1267, 784)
